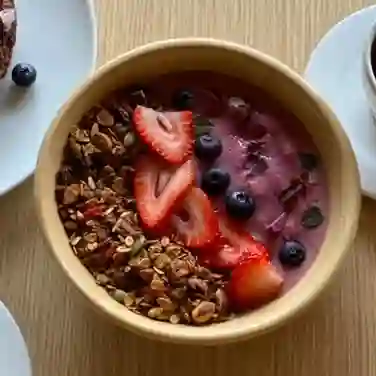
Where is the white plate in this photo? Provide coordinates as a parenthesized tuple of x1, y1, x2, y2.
(0, 0, 97, 195)
(304, 6, 376, 199)
(0, 302, 31, 376)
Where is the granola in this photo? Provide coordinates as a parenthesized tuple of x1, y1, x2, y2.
(55, 90, 232, 325)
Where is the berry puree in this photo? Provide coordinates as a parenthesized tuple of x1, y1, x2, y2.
(56, 70, 329, 325)
(141, 71, 328, 293)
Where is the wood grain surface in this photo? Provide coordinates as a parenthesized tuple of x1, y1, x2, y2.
(1, 0, 376, 375)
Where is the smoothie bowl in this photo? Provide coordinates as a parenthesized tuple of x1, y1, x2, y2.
(34, 39, 360, 344)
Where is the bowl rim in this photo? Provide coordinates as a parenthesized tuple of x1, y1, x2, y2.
(34, 37, 361, 344)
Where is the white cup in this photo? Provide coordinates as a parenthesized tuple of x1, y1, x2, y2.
(363, 23, 376, 117)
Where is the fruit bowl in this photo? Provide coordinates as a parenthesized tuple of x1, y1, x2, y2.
(34, 38, 361, 344)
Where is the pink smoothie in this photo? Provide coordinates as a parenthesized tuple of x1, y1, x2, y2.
(125, 71, 329, 292)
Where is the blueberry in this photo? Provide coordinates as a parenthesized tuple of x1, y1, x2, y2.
(225, 190, 256, 220)
(12, 63, 37, 87)
(172, 89, 194, 110)
(195, 134, 222, 160)
(279, 240, 306, 267)
(201, 168, 231, 196)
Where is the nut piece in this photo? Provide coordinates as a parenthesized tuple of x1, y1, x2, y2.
(170, 287, 186, 300)
(123, 292, 135, 307)
(112, 177, 127, 195)
(154, 253, 171, 270)
(129, 257, 151, 269)
(191, 301, 216, 324)
(63, 184, 81, 205)
(169, 314, 181, 324)
(160, 236, 170, 247)
(97, 108, 114, 127)
(156, 297, 176, 312)
(123, 132, 136, 147)
(112, 289, 127, 303)
(139, 268, 155, 282)
(148, 307, 164, 319)
(188, 277, 208, 294)
(148, 244, 163, 260)
(64, 220, 78, 231)
(165, 244, 182, 258)
(91, 122, 100, 136)
(215, 288, 228, 313)
(150, 276, 165, 291)
(170, 260, 191, 279)
(91, 132, 113, 152)
(96, 273, 110, 285)
(124, 235, 134, 247)
(196, 267, 213, 280)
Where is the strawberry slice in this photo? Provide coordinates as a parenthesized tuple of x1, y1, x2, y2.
(133, 106, 194, 164)
(218, 217, 265, 255)
(199, 216, 269, 270)
(228, 257, 284, 311)
(134, 155, 195, 230)
(199, 243, 242, 270)
(201, 241, 269, 270)
(171, 187, 218, 249)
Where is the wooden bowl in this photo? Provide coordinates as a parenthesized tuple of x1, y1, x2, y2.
(34, 38, 361, 345)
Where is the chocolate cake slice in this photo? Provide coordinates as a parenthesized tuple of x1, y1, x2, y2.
(0, 0, 16, 78)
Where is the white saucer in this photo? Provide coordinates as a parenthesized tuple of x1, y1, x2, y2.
(0, 302, 31, 376)
(304, 6, 376, 199)
(0, 0, 97, 195)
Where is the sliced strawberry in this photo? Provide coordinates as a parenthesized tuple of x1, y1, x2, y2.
(217, 216, 264, 256)
(200, 237, 269, 270)
(171, 187, 218, 249)
(199, 243, 243, 270)
(134, 155, 195, 230)
(133, 106, 194, 164)
(228, 257, 284, 311)
(200, 216, 270, 270)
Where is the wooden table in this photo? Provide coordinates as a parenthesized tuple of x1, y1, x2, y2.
(1, 0, 376, 375)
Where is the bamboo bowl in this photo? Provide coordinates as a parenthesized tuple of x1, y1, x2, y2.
(34, 38, 361, 345)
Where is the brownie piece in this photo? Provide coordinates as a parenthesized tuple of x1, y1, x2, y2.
(0, 0, 16, 78)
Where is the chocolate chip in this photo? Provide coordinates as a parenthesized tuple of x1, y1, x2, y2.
(301, 206, 324, 229)
(194, 115, 214, 127)
(172, 89, 194, 110)
(128, 87, 147, 108)
(298, 152, 319, 172)
(193, 115, 215, 137)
